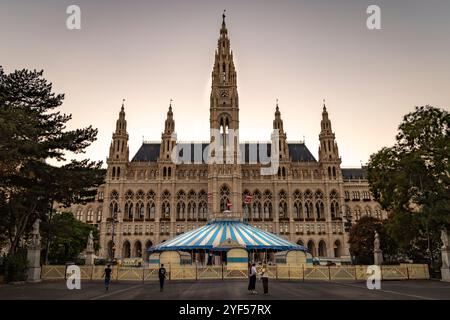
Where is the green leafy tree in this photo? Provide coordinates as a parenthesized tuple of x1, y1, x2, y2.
(348, 216, 398, 264)
(368, 105, 449, 266)
(40, 212, 100, 264)
(0, 67, 105, 259)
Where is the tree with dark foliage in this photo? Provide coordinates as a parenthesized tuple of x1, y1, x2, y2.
(0, 67, 105, 272)
(367, 106, 449, 269)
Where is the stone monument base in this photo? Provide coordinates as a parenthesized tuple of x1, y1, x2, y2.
(441, 248, 450, 282)
(374, 249, 383, 265)
(85, 253, 95, 266)
(27, 248, 42, 283)
(27, 267, 42, 283)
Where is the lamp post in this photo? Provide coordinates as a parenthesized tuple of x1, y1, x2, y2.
(107, 208, 119, 264)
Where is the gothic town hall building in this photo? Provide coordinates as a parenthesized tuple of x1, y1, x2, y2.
(69, 16, 387, 262)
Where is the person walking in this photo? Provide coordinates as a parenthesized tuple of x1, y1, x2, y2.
(158, 264, 167, 292)
(103, 264, 112, 291)
(248, 263, 257, 294)
(247, 262, 252, 294)
(260, 265, 269, 295)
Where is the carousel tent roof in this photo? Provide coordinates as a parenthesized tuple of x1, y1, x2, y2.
(149, 220, 307, 252)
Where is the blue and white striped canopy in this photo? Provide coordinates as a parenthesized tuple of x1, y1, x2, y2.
(149, 220, 306, 251)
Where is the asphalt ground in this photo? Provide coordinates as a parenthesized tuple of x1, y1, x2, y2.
(0, 279, 449, 300)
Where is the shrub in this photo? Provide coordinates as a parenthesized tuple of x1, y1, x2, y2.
(5, 249, 28, 283)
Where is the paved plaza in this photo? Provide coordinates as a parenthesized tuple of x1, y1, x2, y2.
(0, 279, 449, 300)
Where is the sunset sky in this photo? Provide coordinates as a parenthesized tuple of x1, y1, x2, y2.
(1, 0, 449, 167)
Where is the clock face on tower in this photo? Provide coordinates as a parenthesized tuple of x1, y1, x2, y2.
(220, 90, 228, 98)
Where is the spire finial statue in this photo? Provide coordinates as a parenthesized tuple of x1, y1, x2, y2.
(276, 98, 279, 111)
(223, 9, 226, 23)
(121, 98, 126, 112)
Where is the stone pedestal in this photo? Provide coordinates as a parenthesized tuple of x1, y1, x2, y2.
(374, 249, 383, 265)
(26, 219, 42, 283)
(27, 248, 41, 283)
(441, 248, 450, 282)
(85, 251, 95, 266)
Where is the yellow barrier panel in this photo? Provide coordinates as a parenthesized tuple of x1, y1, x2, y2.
(330, 266, 356, 280)
(406, 264, 429, 280)
(78, 266, 93, 280)
(197, 266, 222, 279)
(304, 266, 330, 280)
(224, 268, 248, 279)
(144, 268, 159, 281)
(117, 267, 144, 281)
(381, 265, 408, 280)
(170, 267, 196, 280)
(355, 265, 370, 280)
(266, 266, 277, 279)
(40, 263, 430, 282)
(41, 265, 66, 280)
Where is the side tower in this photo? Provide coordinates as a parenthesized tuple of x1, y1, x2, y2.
(318, 100, 341, 180)
(318, 101, 347, 257)
(208, 12, 242, 216)
(107, 100, 129, 182)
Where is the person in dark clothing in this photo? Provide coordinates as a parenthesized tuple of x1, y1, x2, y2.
(260, 266, 269, 295)
(248, 263, 257, 294)
(103, 265, 112, 291)
(158, 264, 167, 292)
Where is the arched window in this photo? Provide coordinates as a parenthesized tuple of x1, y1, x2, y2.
(307, 240, 316, 257)
(318, 240, 327, 257)
(86, 208, 94, 222)
(293, 189, 303, 220)
(187, 190, 197, 220)
(334, 240, 342, 257)
(161, 190, 171, 219)
(252, 190, 262, 220)
(330, 190, 340, 219)
(145, 240, 153, 260)
(315, 190, 324, 220)
(133, 241, 142, 258)
(122, 241, 131, 259)
(176, 190, 186, 220)
(278, 190, 288, 219)
(354, 206, 361, 221)
(304, 190, 313, 219)
(135, 201, 144, 220)
(263, 190, 273, 220)
(219, 185, 231, 212)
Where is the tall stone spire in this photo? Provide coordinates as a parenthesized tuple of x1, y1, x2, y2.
(318, 100, 341, 179)
(273, 99, 289, 160)
(160, 99, 176, 160)
(107, 99, 129, 180)
(210, 11, 239, 160)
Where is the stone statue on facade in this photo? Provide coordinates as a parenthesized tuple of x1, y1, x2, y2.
(85, 231, 95, 266)
(373, 230, 383, 265)
(441, 227, 450, 281)
(441, 229, 449, 250)
(86, 231, 94, 253)
(374, 231, 380, 251)
(27, 219, 42, 282)
(27, 219, 41, 250)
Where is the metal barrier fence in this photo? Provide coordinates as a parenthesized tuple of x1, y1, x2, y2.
(41, 264, 429, 282)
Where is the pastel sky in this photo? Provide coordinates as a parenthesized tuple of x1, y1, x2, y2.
(1, 0, 449, 167)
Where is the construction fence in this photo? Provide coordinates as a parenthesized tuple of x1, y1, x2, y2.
(41, 263, 429, 282)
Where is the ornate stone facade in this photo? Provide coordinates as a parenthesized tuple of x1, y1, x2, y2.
(67, 15, 387, 262)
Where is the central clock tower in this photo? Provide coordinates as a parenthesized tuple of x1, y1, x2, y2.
(208, 12, 242, 217)
(210, 11, 239, 141)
